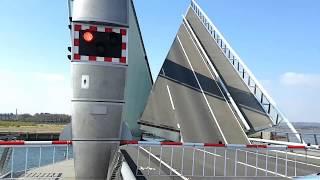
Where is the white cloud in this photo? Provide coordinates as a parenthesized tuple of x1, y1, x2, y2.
(0, 70, 71, 115)
(262, 72, 320, 123)
(280, 72, 320, 88)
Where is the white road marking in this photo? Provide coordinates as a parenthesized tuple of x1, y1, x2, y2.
(139, 147, 189, 180)
(196, 148, 222, 157)
(166, 85, 175, 110)
(176, 35, 228, 144)
(139, 167, 156, 171)
(182, 17, 251, 132)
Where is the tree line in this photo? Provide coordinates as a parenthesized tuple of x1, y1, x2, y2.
(0, 113, 71, 124)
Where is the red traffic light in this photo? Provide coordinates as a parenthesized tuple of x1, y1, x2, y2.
(83, 31, 94, 42)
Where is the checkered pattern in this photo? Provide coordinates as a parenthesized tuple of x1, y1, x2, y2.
(72, 23, 128, 64)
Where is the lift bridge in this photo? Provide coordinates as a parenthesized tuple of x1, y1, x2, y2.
(0, 0, 319, 179)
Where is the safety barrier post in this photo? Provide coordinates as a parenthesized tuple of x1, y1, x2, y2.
(24, 147, 28, 177)
(192, 147, 195, 176)
(294, 154, 297, 177)
(265, 150, 268, 176)
(148, 146, 151, 176)
(38, 146, 42, 167)
(275, 151, 278, 176)
(170, 146, 173, 176)
(285, 150, 288, 176)
(202, 147, 206, 176)
(213, 148, 216, 176)
(66, 144, 69, 160)
(245, 151, 248, 177)
(53, 146, 56, 164)
(224, 149, 227, 176)
(181, 146, 184, 175)
(136, 146, 140, 176)
(255, 149, 258, 176)
(10, 148, 14, 178)
(314, 134, 318, 145)
(159, 146, 162, 176)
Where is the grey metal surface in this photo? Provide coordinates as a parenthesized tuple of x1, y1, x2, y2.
(177, 24, 249, 144)
(121, 0, 153, 138)
(72, 0, 129, 27)
(140, 77, 179, 132)
(140, 124, 180, 142)
(73, 142, 119, 179)
(59, 123, 72, 140)
(72, 102, 123, 140)
(185, 9, 273, 132)
(72, 63, 126, 102)
(140, 24, 249, 144)
(71, 0, 129, 176)
(161, 38, 222, 143)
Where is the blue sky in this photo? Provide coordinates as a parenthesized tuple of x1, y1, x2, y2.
(0, 0, 319, 122)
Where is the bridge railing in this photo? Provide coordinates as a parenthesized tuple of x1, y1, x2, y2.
(271, 131, 320, 145)
(121, 141, 319, 178)
(0, 141, 72, 179)
(189, 0, 301, 141)
(0, 141, 318, 179)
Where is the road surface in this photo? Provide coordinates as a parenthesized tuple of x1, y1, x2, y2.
(140, 20, 250, 144)
(185, 8, 273, 132)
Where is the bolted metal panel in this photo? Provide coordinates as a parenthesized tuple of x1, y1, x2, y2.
(72, 0, 129, 26)
(70, 0, 129, 179)
(121, 0, 153, 138)
(72, 101, 123, 140)
(72, 63, 126, 101)
(73, 141, 119, 179)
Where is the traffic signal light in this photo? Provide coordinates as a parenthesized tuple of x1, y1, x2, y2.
(79, 30, 122, 58)
(83, 31, 94, 42)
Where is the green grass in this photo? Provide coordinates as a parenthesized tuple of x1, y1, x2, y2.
(0, 120, 36, 127)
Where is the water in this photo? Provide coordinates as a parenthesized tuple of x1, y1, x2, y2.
(0, 146, 73, 176)
(269, 122, 320, 144)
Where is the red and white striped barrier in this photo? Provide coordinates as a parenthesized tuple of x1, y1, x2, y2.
(0, 140, 72, 146)
(119, 140, 309, 150)
(0, 140, 313, 150)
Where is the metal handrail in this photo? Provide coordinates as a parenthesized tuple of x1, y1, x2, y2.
(122, 143, 318, 178)
(0, 143, 72, 179)
(249, 138, 320, 150)
(189, 0, 302, 142)
(0, 148, 11, 175)
(269, 131, 319, 145)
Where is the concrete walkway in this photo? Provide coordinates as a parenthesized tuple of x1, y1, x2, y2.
(22, 159, 75, 179)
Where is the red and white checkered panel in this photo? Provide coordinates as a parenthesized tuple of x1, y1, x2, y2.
(72, 23, 128, 64)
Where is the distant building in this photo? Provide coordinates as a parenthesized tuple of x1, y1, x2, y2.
(0, 113, 17, 120)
